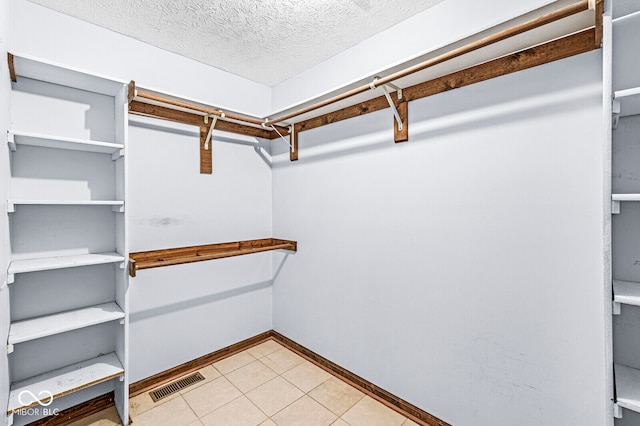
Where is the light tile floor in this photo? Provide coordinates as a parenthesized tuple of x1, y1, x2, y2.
(68, 340, 420, 426)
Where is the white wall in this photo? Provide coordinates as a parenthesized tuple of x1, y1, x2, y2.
(10, 0, 271, 118)
(0, 0, 12, 424)
(127, 117, 273, 381)
(272, 51, 607, 425)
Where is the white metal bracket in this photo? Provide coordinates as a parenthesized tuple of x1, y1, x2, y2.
(7, 131, 16, 151)
(370, 78, 404, 131)
(7, 201, 15, 213)
(204, 114, 220, 151)
(119, 261, 126, 269)
(266, 123, 294, 153)
(612, 99, 620, 129)
(614, 403, 623, 418)
(112, 204, 125, 213)
(7, 273, 14, 285)
(7, 342, 14, 354)
(612, 200, 620, 214)
(613, 300, 621, 315)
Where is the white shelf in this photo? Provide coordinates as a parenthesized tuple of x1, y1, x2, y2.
(7, 199, 125, 213)
(10, 52, 126, 96)
(612, 194, 640, 201)
(8, 252, 125, 276)
(614, 280, 640, 308)
(614, 87, 640, 118)
(8, 130, 124, 157)
(8, 302, 125, 345)
(7, 352, 124, 414)
(615, 364, 640, 414)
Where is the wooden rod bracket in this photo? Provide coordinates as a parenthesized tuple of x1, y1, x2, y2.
(7, 53, 16, 83)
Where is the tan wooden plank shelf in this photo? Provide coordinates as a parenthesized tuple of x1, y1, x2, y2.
(128, 238, 297, 277)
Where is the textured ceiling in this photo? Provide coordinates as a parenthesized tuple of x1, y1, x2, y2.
(27, 0, 445, 86)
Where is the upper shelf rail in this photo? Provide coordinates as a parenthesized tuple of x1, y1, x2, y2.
(128, 238, 297, 277)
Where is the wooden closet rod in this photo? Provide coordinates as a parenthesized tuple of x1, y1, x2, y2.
(127, 0, 594, 145)
(134, 89, 267, 129)
(264, 0, 591, 125)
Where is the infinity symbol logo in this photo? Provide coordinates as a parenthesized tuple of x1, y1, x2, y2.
(18, 390, 54, 407)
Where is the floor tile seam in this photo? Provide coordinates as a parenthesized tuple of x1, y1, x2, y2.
(305, 384, 366, 417)
(197, 393, 267, 423)
(179, 388, 220, 421)
(279, 368, 332, 395)
(207, 371, 277, 421)
(266, 393, 308, 423)
(212, 351, 259, 375)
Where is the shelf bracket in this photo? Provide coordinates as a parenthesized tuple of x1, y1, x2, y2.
(290, 125, 298, 161)
(204, 115, 219, 151)
(129, 260, 137, 277)
(614, 403, 623, 418)
(613, 301, 621, 315)
(7, 131, 16, 151)
(112, 204, 125, 213)
(370, 78, 408, 142)
(111, 148, 125, 161)
(378, 83, 404, 131)
(7, 53, 16, 83)
(7, 201, 15, 213)
(612, 99, 620, 130)
(6, 342, 14, 354)
(7, 273, 14, 285)
(612, 200, 620, 215)
(199, 123, 213, 175)
(127, 81, 136, 105)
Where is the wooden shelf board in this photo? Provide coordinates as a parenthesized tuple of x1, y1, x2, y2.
(8, 130, 123, 155)
(7, 353, 124, 414)
(10, 52, 125, 96)
(129, 238, 297, 277)
(8, 302, 124, 345)
(616, 364, 640, 414)
(614, 280, 640, 307)
(8, 252, 125, 275)
(612, 194, 640, 202)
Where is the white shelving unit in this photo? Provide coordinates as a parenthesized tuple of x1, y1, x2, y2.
(7, 252, 124, 277)
(611, 194, 640, 214)
(8, 303, 125, 345)
(5, 54, 129, 426)
(7, 353, 124, 415)
(7, 130, 124, 157)
(7, 200, 125, 213)
(615, 364, 640, 414)
(610, 2, 640, 423)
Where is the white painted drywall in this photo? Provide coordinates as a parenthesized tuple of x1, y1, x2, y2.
(10, 0, 271, 118)
(0, 0, 12, 423)
(127, 116, 273, 381)
(270, 0, 557, 112)
(272, 51, 607, 425)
